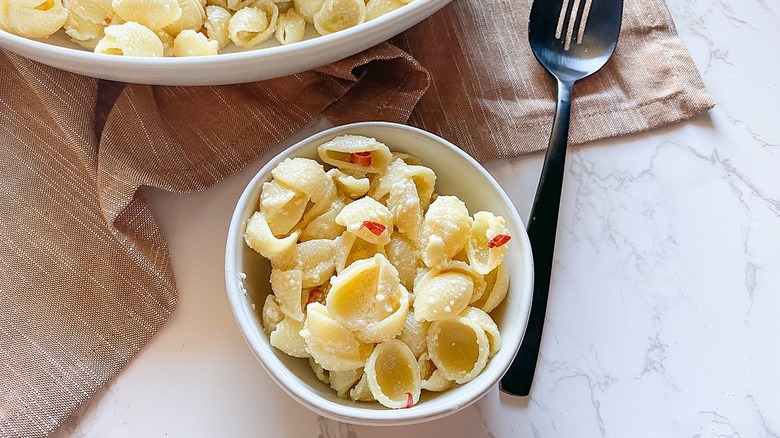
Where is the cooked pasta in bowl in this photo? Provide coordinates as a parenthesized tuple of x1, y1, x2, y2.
(0, 0, 451, 85)
(225, 122, 533, 425)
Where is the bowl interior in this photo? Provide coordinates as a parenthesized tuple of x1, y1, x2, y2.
(225, 122, 533, 425)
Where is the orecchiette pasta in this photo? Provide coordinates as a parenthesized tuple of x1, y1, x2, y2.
(244, 134, 513, 409)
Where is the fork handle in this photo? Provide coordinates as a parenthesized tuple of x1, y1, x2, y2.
(500, 78, 574, 396)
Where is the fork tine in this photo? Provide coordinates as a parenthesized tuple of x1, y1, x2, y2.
(577, 0, 593, 43)
(555, 0, 594, 50)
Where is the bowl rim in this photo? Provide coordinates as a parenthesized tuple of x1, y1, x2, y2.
(224, 121, 534, 425)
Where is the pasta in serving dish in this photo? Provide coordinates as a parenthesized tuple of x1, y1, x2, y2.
(0, 0, 415, 57)
(244, 134, 513, 409)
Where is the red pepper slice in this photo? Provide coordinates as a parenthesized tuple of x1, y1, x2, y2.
(306, 288, 324, 305)
(349, 151, 372, 167)
(359, 220, 386, 236)
(487, 234, 511, 248)
(404, 392, 413, 408)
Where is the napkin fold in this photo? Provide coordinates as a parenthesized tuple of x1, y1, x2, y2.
(0, 0, 713, 436)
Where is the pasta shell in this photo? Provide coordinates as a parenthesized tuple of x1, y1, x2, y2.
(94, 22, 165, 56)
(459, 306, 501, 357)
(427, 315, 490, 384)
(466, 211, 510, 275)
(317, 135, 392, 174)
(112, 0, 182, 29)
(371, 158, 435, 210)
(294, 238, 336, 288)
(312, 0, 364, 35)
(349, 372, 374, 402)
(326, 254, 408, 343)
(472, 262, 509, 313)
(228, 0, 278, 48)
(269, 316, 309, 358)
(396, 311, 429, 358)
(335, 196, 393, 246)
(385, 233, 420, 291)
(334, 232, 385, 273)
(164, 0, 205, 36)
(260, 294, 284, 335)
(301, 303, 372, 371)
(387, 178, 422, 243)
(173, 29, 218, 56)
(365, 0, 403, 21)
(308, 357, 330, 384)
(365, 339, 421, 408)
(441, 260, 487, 304)
(413, 269, 473, 322)
(244, 211, 300, 268)
(419, 195, 472, 268)
(292, 0, 324, 23)
(329, 368, 363, 398)
(299, 198, 346, 242)
(269, 268, 304, 321)
(204, 4, 232, 49)
(327, 168, 371, 199)
(271, 157, 330, 204)
(418, 353, 455, 392)
(259, 180, 308, 237)
(274, 7, 305, 45)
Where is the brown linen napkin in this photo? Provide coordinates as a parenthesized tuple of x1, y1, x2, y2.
(395, 0, 715, 160)
(0, 0, 712, 436)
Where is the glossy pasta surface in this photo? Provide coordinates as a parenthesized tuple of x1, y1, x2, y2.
(244, 134, 513, 409)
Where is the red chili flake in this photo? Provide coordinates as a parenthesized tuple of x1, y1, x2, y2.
(404, 392, 413, 408)
(349, 151, 372, 167)
(306, 288, 324, 305)
(487, 234, 511, 248)
(359, 220, 386, 236)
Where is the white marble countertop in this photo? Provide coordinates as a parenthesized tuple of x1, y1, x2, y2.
(52, 0, 780, 436)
